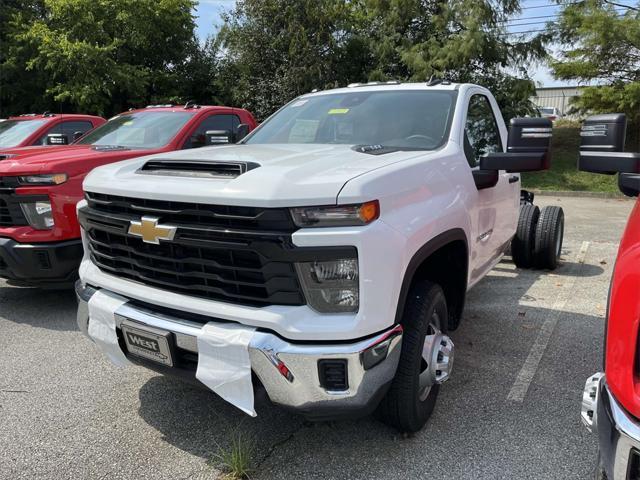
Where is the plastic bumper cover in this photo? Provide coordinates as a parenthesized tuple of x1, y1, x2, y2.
(76, 281, 403, 419)
(583, 373, 640, 479)
(0, 237, 82, 286)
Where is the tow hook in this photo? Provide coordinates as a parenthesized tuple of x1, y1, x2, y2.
(422, 334, 455, 386)
(581, 372, 604, 433)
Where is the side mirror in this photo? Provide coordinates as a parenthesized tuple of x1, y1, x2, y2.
(577, 114, 640, 197)
(46, 133, 69, 145)
(205, 129, 232, 146)
(235, 124, 250, 142)
(619, 173, 640, 197)
(479, 117, 552, 172)
(578, 114, 640, 175)
(73, 131, 84, 141)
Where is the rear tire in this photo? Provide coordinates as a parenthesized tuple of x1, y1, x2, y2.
(533, 206, 564, 270)
(377, 280, 447, 433)
(511, 204, 539, 268)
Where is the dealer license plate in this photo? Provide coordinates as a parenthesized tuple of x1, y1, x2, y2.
(121, 321, 173, 367)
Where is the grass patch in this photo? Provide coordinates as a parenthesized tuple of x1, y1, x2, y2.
(521, 121, 619, 193)
(211, 432, 254, 480)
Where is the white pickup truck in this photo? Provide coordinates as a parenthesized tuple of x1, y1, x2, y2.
(75, 82, 563, 432)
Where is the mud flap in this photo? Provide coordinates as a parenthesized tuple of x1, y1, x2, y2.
(196, 322, 257, 417)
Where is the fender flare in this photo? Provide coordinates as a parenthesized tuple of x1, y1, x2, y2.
(394, 228, 469, 325)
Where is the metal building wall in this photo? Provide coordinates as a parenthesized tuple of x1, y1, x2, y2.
(532, 87, 584, 117)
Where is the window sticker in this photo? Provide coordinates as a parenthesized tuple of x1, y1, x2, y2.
(288, 119, 320, 143)
(328, 108, 350, 115)
(291, 99, 308, 108)
(123, 120, 134, 126)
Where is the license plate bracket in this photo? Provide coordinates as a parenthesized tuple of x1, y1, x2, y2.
(121, 321, 174, 367)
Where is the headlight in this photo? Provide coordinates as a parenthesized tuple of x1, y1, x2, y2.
(20, 201, 54, 229)
(17, 173, 67, 185)
(296, 258, 359, 313)
(290, 201, 379, 227)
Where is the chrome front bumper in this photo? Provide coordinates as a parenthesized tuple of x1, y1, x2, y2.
(76, 282, 403, 419)
(582, 373, 640, 479)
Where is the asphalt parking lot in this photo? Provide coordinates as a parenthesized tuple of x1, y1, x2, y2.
(0, 195, 635, 480)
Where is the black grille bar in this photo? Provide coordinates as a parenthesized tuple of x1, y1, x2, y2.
(81, 192, 356, 307)
(0, 177, 31, 227)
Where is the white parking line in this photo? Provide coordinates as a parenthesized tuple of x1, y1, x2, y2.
(507, 241, 591, 402)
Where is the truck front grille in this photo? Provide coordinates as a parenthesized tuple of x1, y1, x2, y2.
(0, 198, 12, 226)
(81, 192, 354, 308)
(0, 177, 29, 227)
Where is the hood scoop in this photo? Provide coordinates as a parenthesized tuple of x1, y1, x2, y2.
(137, 159, 260, 179)
(0, 153, 17, 161)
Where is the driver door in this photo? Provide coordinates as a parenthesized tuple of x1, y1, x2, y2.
(464, 93, 519, 285)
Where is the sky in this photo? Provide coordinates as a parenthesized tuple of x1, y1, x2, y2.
(192, 0, 582, 88)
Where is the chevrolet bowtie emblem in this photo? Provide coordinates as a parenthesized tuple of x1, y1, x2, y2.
(128, 216, 177, 244)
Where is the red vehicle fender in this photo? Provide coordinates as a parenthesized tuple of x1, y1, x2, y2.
(605, 198, 640, 418)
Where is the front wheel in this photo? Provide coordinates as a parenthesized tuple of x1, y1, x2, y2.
(376, 280, 454, 433)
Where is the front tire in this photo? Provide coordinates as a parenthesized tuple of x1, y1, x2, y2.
(377, 280, 447, 433)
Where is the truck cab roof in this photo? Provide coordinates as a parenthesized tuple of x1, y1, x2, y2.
(300, 81, 474, 98)
(0, 113, 106, 149)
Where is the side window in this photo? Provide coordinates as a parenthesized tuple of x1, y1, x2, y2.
(60, 121, 94, 141)
(32, 120, 94, 145)
(183, 114, 241, 149)
(463, 95, 503, 168)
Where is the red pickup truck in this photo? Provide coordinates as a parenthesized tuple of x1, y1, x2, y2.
(577, 114, 640, 479)
(0, 113, 105, 151)
(0, 104, 257, 287)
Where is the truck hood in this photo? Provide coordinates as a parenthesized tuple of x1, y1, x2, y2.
(0, 145, 156, 177)
(84, 143, 436, 207)
(0, 145, 57, 159)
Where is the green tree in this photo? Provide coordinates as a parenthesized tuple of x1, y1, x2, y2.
(362, 0, 545, 120)
(217, 0, 545, 121)
(550, 0, 640, 140)
(0, 0, 47, 116)
(1, 0, 210, 116)
(216, 0, 372, 120)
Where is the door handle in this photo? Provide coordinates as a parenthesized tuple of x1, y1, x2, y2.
(508, 175, 519, 184)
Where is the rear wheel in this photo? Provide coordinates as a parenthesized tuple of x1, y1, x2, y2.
(511, 204, 540, 268)
(377, 280, 453, 433)
(533, 206, 564, 270)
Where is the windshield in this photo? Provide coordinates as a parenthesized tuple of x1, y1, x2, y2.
(77, 111, 194, 148)
(246, 90, 456, 150)
(0, 119, 47, 147)
(541, 108, 555, 115)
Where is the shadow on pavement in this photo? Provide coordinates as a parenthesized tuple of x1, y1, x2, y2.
(137, 375, 305, 465)
(0, 283, 77, 331)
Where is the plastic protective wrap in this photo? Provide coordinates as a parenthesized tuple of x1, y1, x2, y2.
(196, 322, 257, 416)
(88, 290, 131, 367)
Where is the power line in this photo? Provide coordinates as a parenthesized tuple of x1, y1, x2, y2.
(518, 0, 637, 9)
(500, 6, 627, 24)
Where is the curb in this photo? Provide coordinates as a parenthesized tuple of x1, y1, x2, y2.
(530, 189, 627, 199)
